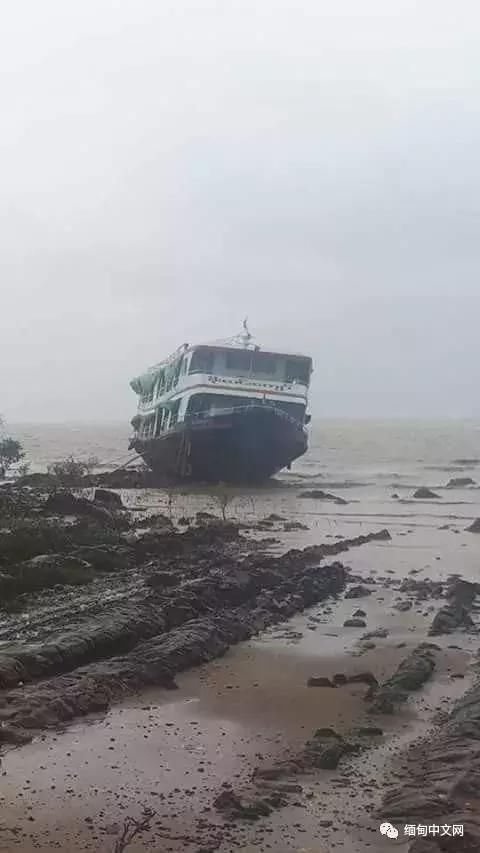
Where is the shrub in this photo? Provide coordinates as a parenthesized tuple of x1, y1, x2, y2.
(47, 455, 99, 486)
(0, 420, 26, 477)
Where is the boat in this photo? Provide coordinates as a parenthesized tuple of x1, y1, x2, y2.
(128, 323, 313, 483)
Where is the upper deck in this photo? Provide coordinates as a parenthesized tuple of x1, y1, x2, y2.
(130, 343, 313, 414)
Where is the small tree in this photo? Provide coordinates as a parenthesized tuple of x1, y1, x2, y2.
(113, 807, 156, 853)
(212, 481, 234, 522)
(0, 437, 25, 477)
(0, 417, 26, 477)
(165, 485, 177, 520)
(47, 455, 99, 487)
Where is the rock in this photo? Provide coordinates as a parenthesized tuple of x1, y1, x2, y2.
(413, 488, 441, 500)
(71, 545, 130, 573)
(466, 518, 480, 533)
(266, 513, 286, 522)
(429, 579, 477, 636)
(362, 628, 389, 640)
(333, 673, 348, 686)
(354, 727, 384, 737)
(0, 725, 32, 745)
(44, 491, 113, 522)
(352, 609, 367, 618)
(305, 730, 355, 769)
(369, 644, 437, 713)
(253, 762, 303, 781)
(283, 521, 309, 531)
(400, 578, 444, 599)
(1, 553, 95, 598)
(196, 511, 217, 522)
(446, 477, 475, 488)
(347, 672, 378, 687)
(314, 728, 341, 739)
(214, 789, 272, 821)
(255, 781, 303, 795)
(177, 516, 192, 526)
(345, 585, 372, 599)
(394, 600, 413, 612)
(298, 490, 348, 505)
(344, 618, 367, 628)
(94, 489, 124, 508)
(307, 676, 336, 688)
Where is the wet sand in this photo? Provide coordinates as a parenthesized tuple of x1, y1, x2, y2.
(1, 476, 480, 853)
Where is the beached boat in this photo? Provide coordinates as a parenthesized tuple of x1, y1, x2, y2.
(128, 324, 313, 483)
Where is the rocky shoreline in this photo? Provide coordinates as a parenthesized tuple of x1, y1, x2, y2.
(0, 483, 389, 747)
(2, 478, 480, 852)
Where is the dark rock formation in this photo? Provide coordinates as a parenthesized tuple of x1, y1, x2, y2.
(283, 521, 309, 531)
(345, 584, 372, 599)
(0, 494, 392, 744)
(446, 477, 475, 488)
(466, 518, 480, 533)
(379, 684, 480, 850)
(0, 553, 95, 599)
(44, 491, 114, 522)
(413, 488, 442, 499)
(304, 729, 359, 769)
(214, 788, 272, 821)
(307, 676, 336, 688)
(354, 726, 383, 737)
(369, 644, 438, 713)
(429, 580, 478, 636)
(347, 672, 378, 688)
(298, 490, 348, 505)
(394, 600, 413, 612)
(400, 578, 444, 600)
(94, 488, 124, 507)
(344, 618, 367, 628)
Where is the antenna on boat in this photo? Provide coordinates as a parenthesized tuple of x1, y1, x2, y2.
(241, 316, 252, 347)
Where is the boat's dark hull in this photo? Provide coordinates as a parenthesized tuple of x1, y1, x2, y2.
(131, 406, 308, 484)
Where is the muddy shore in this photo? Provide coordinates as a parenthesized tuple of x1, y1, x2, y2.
(1, 475, 480, 852)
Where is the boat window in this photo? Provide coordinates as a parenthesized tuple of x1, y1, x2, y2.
(189, 347, 215, 374)
(285, 357, 311, 384)
(252, 352, 277, 375)
(225, 350, 253, 371)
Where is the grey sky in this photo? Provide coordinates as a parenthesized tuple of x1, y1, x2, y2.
(1, 0, 479, 421)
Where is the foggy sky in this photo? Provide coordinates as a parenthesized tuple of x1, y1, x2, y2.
(1, 0, 479, 422)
